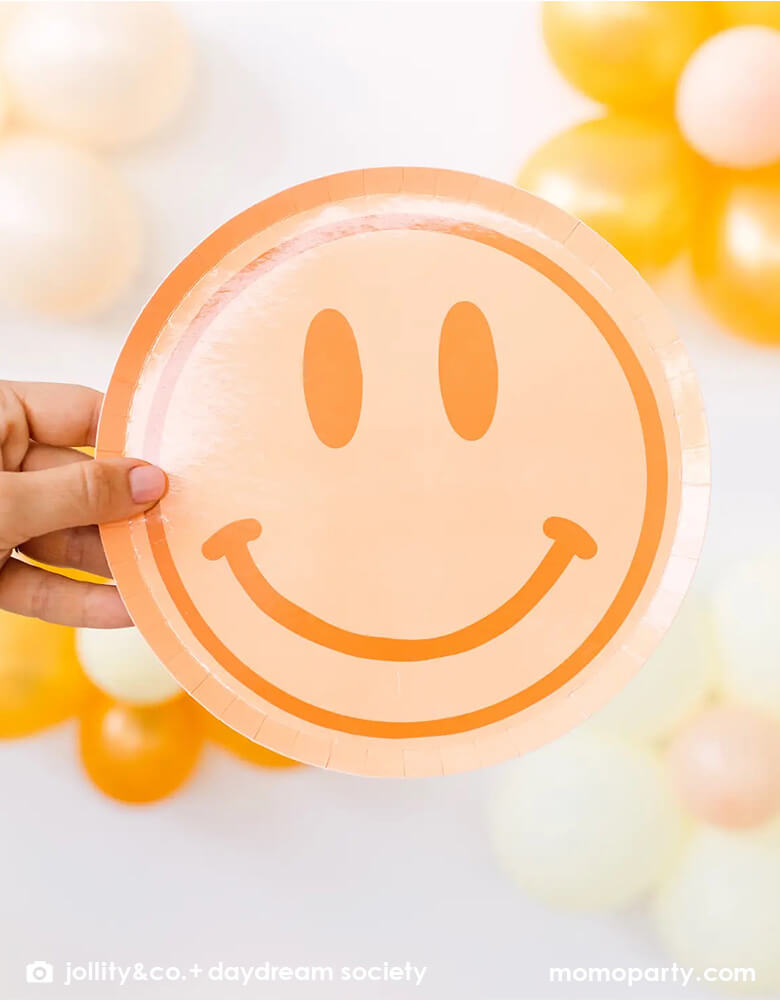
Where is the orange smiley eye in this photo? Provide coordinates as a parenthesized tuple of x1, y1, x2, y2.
(303, 308, 363, 448)
(439, 300, 498, 441)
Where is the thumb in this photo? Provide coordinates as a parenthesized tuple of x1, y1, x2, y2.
(0, 458, 167, 549)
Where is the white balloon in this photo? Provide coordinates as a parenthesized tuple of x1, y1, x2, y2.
(76, 627, 182, 705)
(1, 2, 193, 148)
(588, 595, 719, 745)
(489, 729, 685, 910)
(711, 549, 780, 721)
(0, 135, 140, 317)
(655, 823, 780, 992)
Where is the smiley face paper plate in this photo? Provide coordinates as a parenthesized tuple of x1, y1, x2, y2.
(99, 168, 709, 777)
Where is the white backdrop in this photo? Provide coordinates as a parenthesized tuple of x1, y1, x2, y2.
(2, 3, 780, 998)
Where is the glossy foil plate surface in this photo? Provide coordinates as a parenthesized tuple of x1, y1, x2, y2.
(98, 168, 709, 777)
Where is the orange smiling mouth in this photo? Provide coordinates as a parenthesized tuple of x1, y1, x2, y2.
(202, 517, 597, 662)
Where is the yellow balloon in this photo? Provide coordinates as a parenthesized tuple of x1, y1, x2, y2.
(542, 2, 719, 111)
(0, 610, 89, 738)
(692, 166, 780, 344)
(721, 2, 780, 29)
(518, 115, 699, 272)
(654, 824, 780, 989)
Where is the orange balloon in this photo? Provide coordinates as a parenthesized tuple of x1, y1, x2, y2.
(80, 695, 204, 803)
(0, 609, 89, 737)
(207, 714, 302, 768)
(692, 166, 780, 344)
(542, 2, 719, 112)
(518, 115, 700, 272)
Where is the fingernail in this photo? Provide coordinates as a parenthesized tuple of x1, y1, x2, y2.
(129, 465, 167, 504)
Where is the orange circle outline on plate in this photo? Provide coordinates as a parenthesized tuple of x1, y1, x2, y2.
(99, 171, 673, 741)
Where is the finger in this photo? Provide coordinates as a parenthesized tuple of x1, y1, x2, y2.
(5, 381, 102, 447)
(0, 558, 131, 627)
(19, 447, 116, 575)
(0, 382, 31, 472)
(20, 525, 111, 579)
(21, 441, 90, 472)
(0, 458, 167, 549)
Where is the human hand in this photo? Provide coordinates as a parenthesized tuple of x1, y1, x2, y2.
(0, 381, 166, 627)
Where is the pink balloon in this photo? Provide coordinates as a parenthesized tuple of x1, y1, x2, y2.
(669, 706, 780, 829)
(676, 26, 780, 169)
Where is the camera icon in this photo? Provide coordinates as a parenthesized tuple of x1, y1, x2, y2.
(25, 962, 54, 985)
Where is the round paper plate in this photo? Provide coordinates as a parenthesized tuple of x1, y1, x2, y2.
(99, 167, 709, 777)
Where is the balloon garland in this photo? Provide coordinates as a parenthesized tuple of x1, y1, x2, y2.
(489, 567, 780, 989)
(522, 2, 780, 344)
(500, 8, 780, 947)
(0, 3, 191, 319)
(0, 5, 303, 803)
(0, 600, 302, 805)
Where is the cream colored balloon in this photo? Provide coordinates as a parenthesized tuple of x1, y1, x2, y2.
(655, 823, 780, 991)
(0, 135, 140, 317)
(0, 4, 21, 34)
(589, 595, 718, 744)
(2, 2, 193, 148)
(711, 550, 780, 721)
(0, 6, 18, 130)
(76, 627, 182, 706)
(489, 730, 685, 910)
(676, 27, 780, 169)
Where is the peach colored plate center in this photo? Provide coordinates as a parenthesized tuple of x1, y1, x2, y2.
(98, 168, 709, 777)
